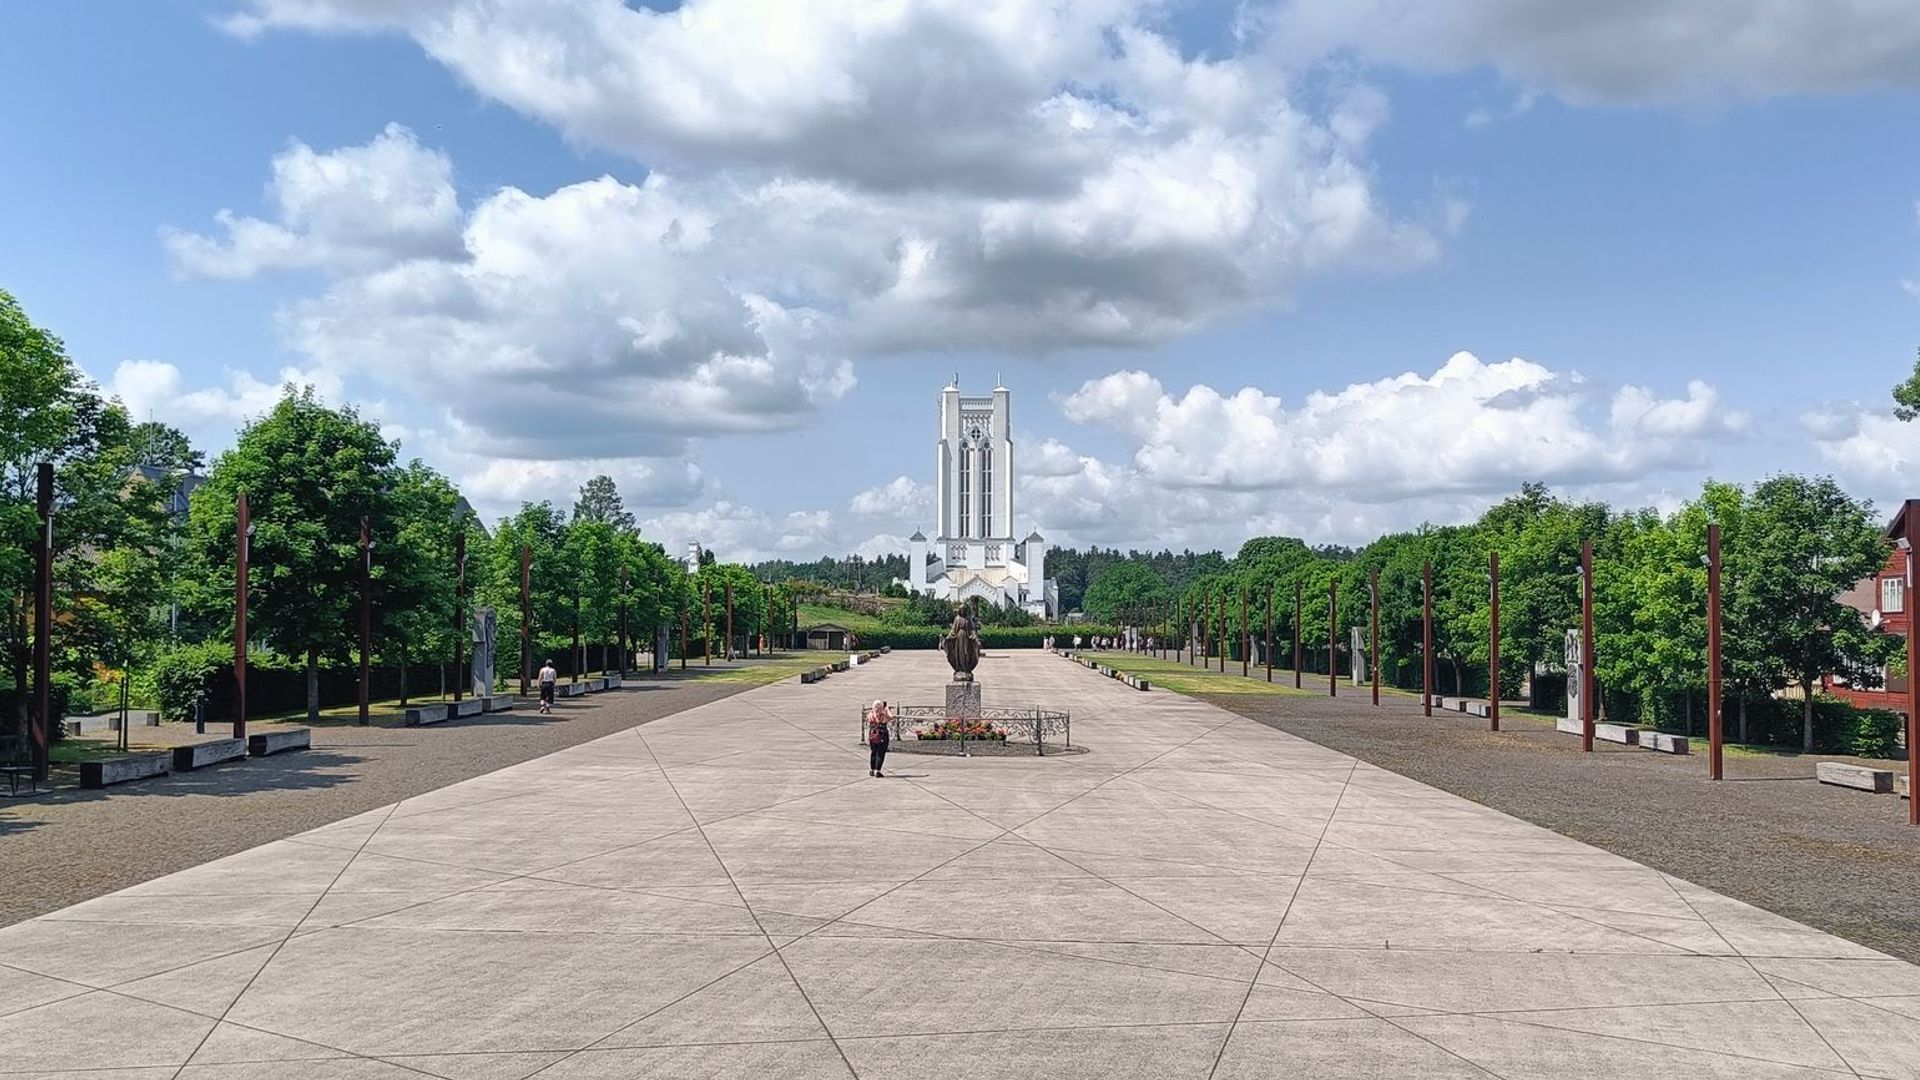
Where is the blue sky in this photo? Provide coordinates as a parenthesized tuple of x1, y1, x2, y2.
(4, 1, 1919, 560)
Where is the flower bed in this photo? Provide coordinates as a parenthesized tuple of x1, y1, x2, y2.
(917, 719, 1008, 741)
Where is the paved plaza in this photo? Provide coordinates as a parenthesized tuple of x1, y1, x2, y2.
(5, 652, 1920, 1078)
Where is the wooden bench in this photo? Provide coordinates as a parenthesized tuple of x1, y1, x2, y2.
(172, 738, 247, 772)
(248, 728, 311, 757)
(80, 752, 170, 789)
(1817, 761, 1893, 793)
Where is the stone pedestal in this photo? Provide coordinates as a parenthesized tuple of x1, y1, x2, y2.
(1564, 628, 1585, 727)
(945, 681, 981, 719)
(472, 607, 497, 700)
(1350, 627, 1367, 684)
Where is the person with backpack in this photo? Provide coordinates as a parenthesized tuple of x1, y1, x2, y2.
(866, 699, 892, 778)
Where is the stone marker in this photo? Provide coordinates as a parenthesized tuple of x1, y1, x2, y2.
(248, 728, 311, 757)
(1565, 627, 1585, 728)
(1641, 732, 1691, 754)
(80, 752, 170, 789)
(172, 738, 246, 772)
(471, 606, 496, 701)
(1816, 761, 1893, 793)
(1594, 723, 1640, 746)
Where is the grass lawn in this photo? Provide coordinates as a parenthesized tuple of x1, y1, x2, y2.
(796, 603, 887, 634)
(1081, 652, 1312, 696)
(657, 651, 847, 687)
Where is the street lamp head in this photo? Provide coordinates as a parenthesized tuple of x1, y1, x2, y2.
(1898, 537, 1912, 552)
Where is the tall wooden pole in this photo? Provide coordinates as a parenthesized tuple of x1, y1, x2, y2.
(452, 531, 466, 701)
(234, 490, 250, 743)
(1707, 523, 1724, 781)
(518, 545, 531, 695)
(1489, 551, 1501, 732)
(358, 516, 371, 726)
(1265, 584, 1275, 682)
(1293, 581, 1303, 689)
(1370, 568, 1380, 707)
(620, 565, 630, 677)
(1422, 560, 1433, 717)
(1581, 539, 1596, 753)
(31, 463, 53, 781)
(1903, 502, 1920, 825)
(571, 586, 581, 683)
(679, 603, 688, 671)
(1240, 588, 1249, 677)
(725, 580, 735, 662)
(1328, 579, 1338, 697)
(1217, 591, 1226, 672)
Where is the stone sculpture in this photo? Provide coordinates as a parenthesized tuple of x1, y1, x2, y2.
(942, 612, 981, 682)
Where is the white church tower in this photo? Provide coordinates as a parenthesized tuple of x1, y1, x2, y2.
(902, 379, 1057, 618)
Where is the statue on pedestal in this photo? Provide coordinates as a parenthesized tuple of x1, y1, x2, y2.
(942, 609, 981, 683)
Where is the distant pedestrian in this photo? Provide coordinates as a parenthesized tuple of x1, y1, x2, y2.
(538, 659, 558, 714)
(866, 699, 892, 778)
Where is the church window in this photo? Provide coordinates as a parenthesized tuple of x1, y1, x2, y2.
(958, 445, 971, 537)
(980, 444, 993, 536)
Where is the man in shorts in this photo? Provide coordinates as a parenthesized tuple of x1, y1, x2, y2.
(538, 659, 558, 714)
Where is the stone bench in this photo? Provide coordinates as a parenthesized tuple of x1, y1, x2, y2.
(800, 669, 826, 684)
(1555, 717, 1584, 736)
(880, 646, 891, 654)
(830, 661, 849, 673)
(601, 675, 623, 689)
(403, 705, 448, 727)
(582, 677, 606, 692)
(248, 728, 311, 757)
(1640, 732, 1690, 754)
(1464, 701, 1491, 718)
(557, 682, 586, 698)
(1594, 723, 1640, 746)
(172, 738, 246, 772)
(1900, 774, 1910, 800)
(1817, 761, 1893, 793)
(80, 752, 170, 789)
(448, 698, 485, 720)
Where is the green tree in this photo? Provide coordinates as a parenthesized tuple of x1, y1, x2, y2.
(2, 289, 148, 733)
(1738, 475, 1898, 750)
(189, 387, 403, 721)
(126, 421, 204, 475)
(573, 474, 637, 533)
(1893, 347, 1920, 422)
(1082, 561, 1169, 622)
(379, 461, 462, 702)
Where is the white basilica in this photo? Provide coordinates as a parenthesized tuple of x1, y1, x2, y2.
(899, 381, 1059, 618)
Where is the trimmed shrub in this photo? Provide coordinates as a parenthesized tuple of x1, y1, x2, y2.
(151, 640, 231, 722)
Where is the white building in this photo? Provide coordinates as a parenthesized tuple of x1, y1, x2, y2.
(899, 380, 1058, 618)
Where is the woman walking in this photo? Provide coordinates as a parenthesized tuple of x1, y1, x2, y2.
(866, 699, 892, 778)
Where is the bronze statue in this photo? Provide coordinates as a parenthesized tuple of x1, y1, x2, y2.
(942, 611, 981, 681)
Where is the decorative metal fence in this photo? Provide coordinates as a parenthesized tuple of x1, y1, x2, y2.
(857, 705, 1072, 755)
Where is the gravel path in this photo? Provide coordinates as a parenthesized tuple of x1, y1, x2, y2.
(0, 672, 770, 928)
(1171, 673, 1920, 963)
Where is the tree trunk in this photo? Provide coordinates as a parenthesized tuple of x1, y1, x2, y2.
(306, 646, 320, 723)
(1802, 681, 1815, 753)
(1683, 691, 1692, 736)
(399, 644, 408, 707)
(1738, 695, 1749, 744)
(1451, 656, 1464, 697)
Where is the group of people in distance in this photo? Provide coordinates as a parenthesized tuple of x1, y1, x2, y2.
(1045, 628, 1155, 653)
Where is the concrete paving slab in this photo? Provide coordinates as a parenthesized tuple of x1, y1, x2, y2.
(4, 650, 1917, 1077)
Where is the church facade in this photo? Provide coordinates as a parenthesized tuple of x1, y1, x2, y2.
(900, 381, 1058, 618)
